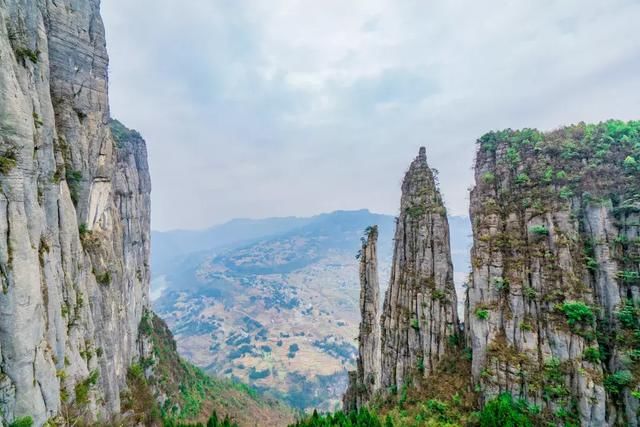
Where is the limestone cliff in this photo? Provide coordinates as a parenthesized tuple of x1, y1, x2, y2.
(379, 147, 459, 392)
(0, 1, 150, 425)
(344, 226, 381, 411)
(467, 121, 640, 426)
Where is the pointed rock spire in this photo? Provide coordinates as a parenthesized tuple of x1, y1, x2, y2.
(343, 225, 381, 411)
(379, 147, 459, 391)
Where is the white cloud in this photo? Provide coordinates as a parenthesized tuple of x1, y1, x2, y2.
(101, 0, 640, 230)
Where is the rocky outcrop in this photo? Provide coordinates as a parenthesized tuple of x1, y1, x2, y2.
(378, 147, 459, 392)
(0, 1, 150, 425)
(344, 226, 381, 411)
(466, 122, 640, 426)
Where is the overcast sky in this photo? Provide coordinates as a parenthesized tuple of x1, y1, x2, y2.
(101, 0, 640, 231)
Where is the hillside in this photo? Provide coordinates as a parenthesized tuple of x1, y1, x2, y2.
(152, 210, 472, 411)
(122, 311, 294, 426)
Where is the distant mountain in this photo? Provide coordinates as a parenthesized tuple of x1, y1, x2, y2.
(152, 210, 471, 411)
(152, 216, 315, 277)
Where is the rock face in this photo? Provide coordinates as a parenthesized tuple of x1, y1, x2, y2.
(344, 226, 381, 411)
(467, 122, 640, 426)
(0, 1, 151, 425)
(378, 147, 459, 392)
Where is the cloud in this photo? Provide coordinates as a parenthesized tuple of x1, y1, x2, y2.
(101, 0, 640, 230)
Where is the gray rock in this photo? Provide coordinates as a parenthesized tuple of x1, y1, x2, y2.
(0, 1, 150, 425)
(343, 226, 381, 411)
(378, 147, 459, 393)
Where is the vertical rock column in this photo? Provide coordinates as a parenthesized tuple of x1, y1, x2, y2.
(466, 123, 640, 426)
(379, 147, 459, 392)
(0, 1, 151, 424)
(344, 226, 381, 411)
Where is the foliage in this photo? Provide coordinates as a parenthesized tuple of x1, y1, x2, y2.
(478, 393, 536, 427)
(583, 347, 602, 363)
(482, 172, 496, 184)
(617, 270, 640, 285)
(405, 205, 425, 219)
(560, 301, 594, 326)
(8, 417, 34, 427)
(74, 370, 99, 405)
(624, 156, 638, 169)
(604, 370, 633, 395)
(618, 300, 639, 329)
(95, 271, 111, 285)
(542, 358, 569, 401)
(131, 311, 282, 426)
(65, 169, 82, 206)
(110, 119, 142, 146)
(476, 308, 490, 320)
(0, 150, 17, 175)
(290, 408, 386, 426)
(529, 225, 549, 236)
(515, 173, 529, 185)
(163, 411, 238, 427)
(14, 47, 39, 64)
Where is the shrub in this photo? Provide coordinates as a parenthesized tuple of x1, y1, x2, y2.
(75, 370, 99, 405)
(9, 417, 34, 427)
(479, 393, 534, 427)
(493, 278, 509, 294)
(520, 322, 533, 332)
(624, 156, 638, 169)
(515, 173, 530, 185)
(95, 271, 111, 285)
(583, 347, 601, 363)
(0, 151, 17, 174)
(618, 300, 639, 329)
(410, 318, 420, 331)
(506, 147, 521, 165)
(529, 225, 549, 236)
(617, 271, 640, 284)
(560, 301, 594, 326)
(605, 370, 633, 395)
(14, 47, 39, 64)
(559, 186, 574, 200)
(476, 308, 490, 320)
(406, 205, 425, 219)
(482, 172, 496, 184)
(66, 169, 82, 206)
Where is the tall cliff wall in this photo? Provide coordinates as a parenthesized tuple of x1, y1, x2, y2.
(379, 147, 459, 392)
(343, 226, 381, 411)
(467, 121, 640, 426)
(0, 0, 150, 424)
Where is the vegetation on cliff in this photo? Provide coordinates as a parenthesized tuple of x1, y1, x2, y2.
(121, 311, 293, 426)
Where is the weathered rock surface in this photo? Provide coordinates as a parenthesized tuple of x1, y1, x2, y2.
(344, 226, 381, 411)
(379, 147, 459, 392)
(0, 1, 151, 424)
(466, 122, 640, 426)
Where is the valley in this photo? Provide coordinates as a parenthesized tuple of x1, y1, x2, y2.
(152, 210, 471, 411)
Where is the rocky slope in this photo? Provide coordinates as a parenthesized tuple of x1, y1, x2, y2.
(343, 226, 381, 411)
(379, 147, 459, 392)
(0, 0, 151, 424)
(467, 121, 640, 426)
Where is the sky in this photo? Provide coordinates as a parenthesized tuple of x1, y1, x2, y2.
(101, 0, 640, 231)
